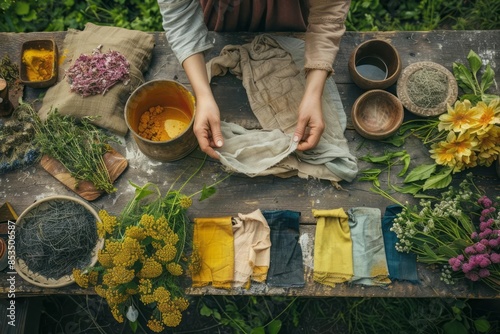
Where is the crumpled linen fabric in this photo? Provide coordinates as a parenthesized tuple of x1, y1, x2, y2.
(312, 208, 353, 286)
(207, 34, 358, 183)
(382, 205, 419, 283)
(263, 210, 305, 287)
(232, 209, 272, 288)
(192, 216, 234, 289)
(347, 207, 390, 286)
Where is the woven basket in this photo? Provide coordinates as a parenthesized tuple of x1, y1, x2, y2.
(14, 195, 104, 288)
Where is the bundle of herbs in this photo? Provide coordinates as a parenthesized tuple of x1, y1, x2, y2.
(30, 108, 119, 193)
(16, 198, 99, 280)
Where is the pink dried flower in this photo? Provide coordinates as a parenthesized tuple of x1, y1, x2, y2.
(479, 229, 493, 239)
(462, 262, 473, 273)
(66, 45, 130, 97)
(465, 246, 476, 255)
(457, 254, 465, 261)
(491, 253, 500, 264)
(474, 243, 487, 253)
(478, 195, 492, 208)
(489, 239, 499, 248)
(479, 257, 491, 268)
(478, 268, 490, 278)
(465, 271, 480, 281)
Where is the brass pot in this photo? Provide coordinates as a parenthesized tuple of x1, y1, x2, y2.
(125, 80, 198, 162)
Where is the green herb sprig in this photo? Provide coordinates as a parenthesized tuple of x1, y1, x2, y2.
(453, 50, 499, 104)
(30, 106, 119, 193)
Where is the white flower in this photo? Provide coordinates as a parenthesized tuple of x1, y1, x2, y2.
(126, 305, 139, 322)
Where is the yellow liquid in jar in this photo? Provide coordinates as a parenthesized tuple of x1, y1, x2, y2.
(138, 106, 191, 141)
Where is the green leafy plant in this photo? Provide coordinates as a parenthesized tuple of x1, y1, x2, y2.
(453, 50, 499, 105)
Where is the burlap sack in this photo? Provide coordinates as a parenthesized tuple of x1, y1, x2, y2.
(38, 23, 155, 136)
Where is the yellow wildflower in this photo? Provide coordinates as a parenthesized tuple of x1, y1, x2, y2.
(162, 308, 182, 327)
(111, 306, 124, 323)
(469, 98, 500, 135)
(147, 318, 164, 333)
(111, 266, 135, 285)
(99, 210, 119, 235)
(140, 293, 156, 305)
(113, 237, 142, 267)
(72, 269, 89, 288)
(430, 131, 478, 172)
(96, 221, 105, 238)
(173, 297, 189, 312)
(155, 243, 177, 263)
(138, 278, 153, 295)
(111, 307, 123, 323)
(94, 284, 106, 298)
(438, 99, 480, 134)
(188, 249, 202, 275)
(476, 126, 500, 166)
(138, 257, 163, 278)
(126, 288, 138, 295)
(88, 270, 99, 285)
(166, 262, 183, 276)
(104, 240, 122, 257)
(153, 286, 171, 303)
(179, 195, 192, 209)
(97, 250, 114, 268)
(105, 288, 129, 306)
(125, 225, 146, 241)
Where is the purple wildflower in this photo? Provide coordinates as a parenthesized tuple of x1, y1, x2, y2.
(489, 239, 499, 248)
(491, 253, 500, 264)
(471, 231, 478, 239)
(465, 271, 480, 281)
(479, 229, 493, 239)
(474, 242, 487, 253)
(479, 256, 491, 268)
(478, 268, 491, 278)
(457, 254, 465, 261)
(462, 262, 473, 273)
(478, 195, 493, 208)
(465, 246, 476, 255)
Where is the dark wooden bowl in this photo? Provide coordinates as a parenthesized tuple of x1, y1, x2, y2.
(348, 39, 402, 90)
(351, 90, 404, 140)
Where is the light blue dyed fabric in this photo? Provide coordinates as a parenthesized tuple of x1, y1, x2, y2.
(347, 207, 391, 286)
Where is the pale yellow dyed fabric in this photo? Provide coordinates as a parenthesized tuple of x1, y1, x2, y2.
(192, 217, 234, 289)
(232, 209, 271, 288)
(312, 208, 353, 286)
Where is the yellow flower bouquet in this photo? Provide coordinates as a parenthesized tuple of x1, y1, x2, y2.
(73, 162, 227, 332)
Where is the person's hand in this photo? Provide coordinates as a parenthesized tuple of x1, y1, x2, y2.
(293, 95, 324, 151)
(193, 95, 223, 159)
(182, 53, 224, 159)
(293, 69, 328, 151)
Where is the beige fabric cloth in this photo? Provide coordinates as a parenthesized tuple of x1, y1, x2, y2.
(38, 23, 155, 135)
(207, 34, 358, 183)
(232, 209, 271, 288)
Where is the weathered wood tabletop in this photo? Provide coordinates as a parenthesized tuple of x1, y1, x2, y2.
(1, 30, 499, 298)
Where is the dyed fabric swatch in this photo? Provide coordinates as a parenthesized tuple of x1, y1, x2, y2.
(263, 210, 305, 287)
(232, 209, 271, 288)
(312, 208, 353, 286)
(382, 205, 419, 283)
(192, 216, 234, 289)
(347, 207, 390, 286)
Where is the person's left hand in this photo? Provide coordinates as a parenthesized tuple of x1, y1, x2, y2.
(293, 96, 325, 151)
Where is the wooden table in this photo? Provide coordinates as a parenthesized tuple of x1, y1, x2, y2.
(0, 30, 499, 299)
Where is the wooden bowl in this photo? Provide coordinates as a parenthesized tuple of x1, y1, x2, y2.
(348, 39, 402, 90)
(14, 195, 103, 288)
(351, 90, 404, 140)
(19, 39, 58, 88)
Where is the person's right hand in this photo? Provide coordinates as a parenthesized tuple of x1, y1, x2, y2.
(193, 95, 224, 159)
(182, 53, 224, 159)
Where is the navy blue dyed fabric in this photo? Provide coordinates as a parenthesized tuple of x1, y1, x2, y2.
(382, 205, 419, 283)
(262, 210, 305, 287)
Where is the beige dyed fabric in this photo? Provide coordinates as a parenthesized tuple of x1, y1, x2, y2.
(39, 23, 155, 135)
(207, 34, 358, 183)
(232, 209, 271, 288)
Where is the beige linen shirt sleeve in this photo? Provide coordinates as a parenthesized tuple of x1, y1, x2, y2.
(305, 0, 351, 76)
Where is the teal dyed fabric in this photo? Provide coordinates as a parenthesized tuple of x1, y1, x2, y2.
(382, 205, 419, 283)
(262, 210, 305, 287)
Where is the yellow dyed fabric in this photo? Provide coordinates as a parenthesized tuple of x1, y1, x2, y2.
(192, 217, 234, 289)
(312, 208, 353, 286)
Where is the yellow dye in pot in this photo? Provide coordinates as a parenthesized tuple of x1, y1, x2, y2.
(22, 48, 54, 82)
(138, 105, 190, 141)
